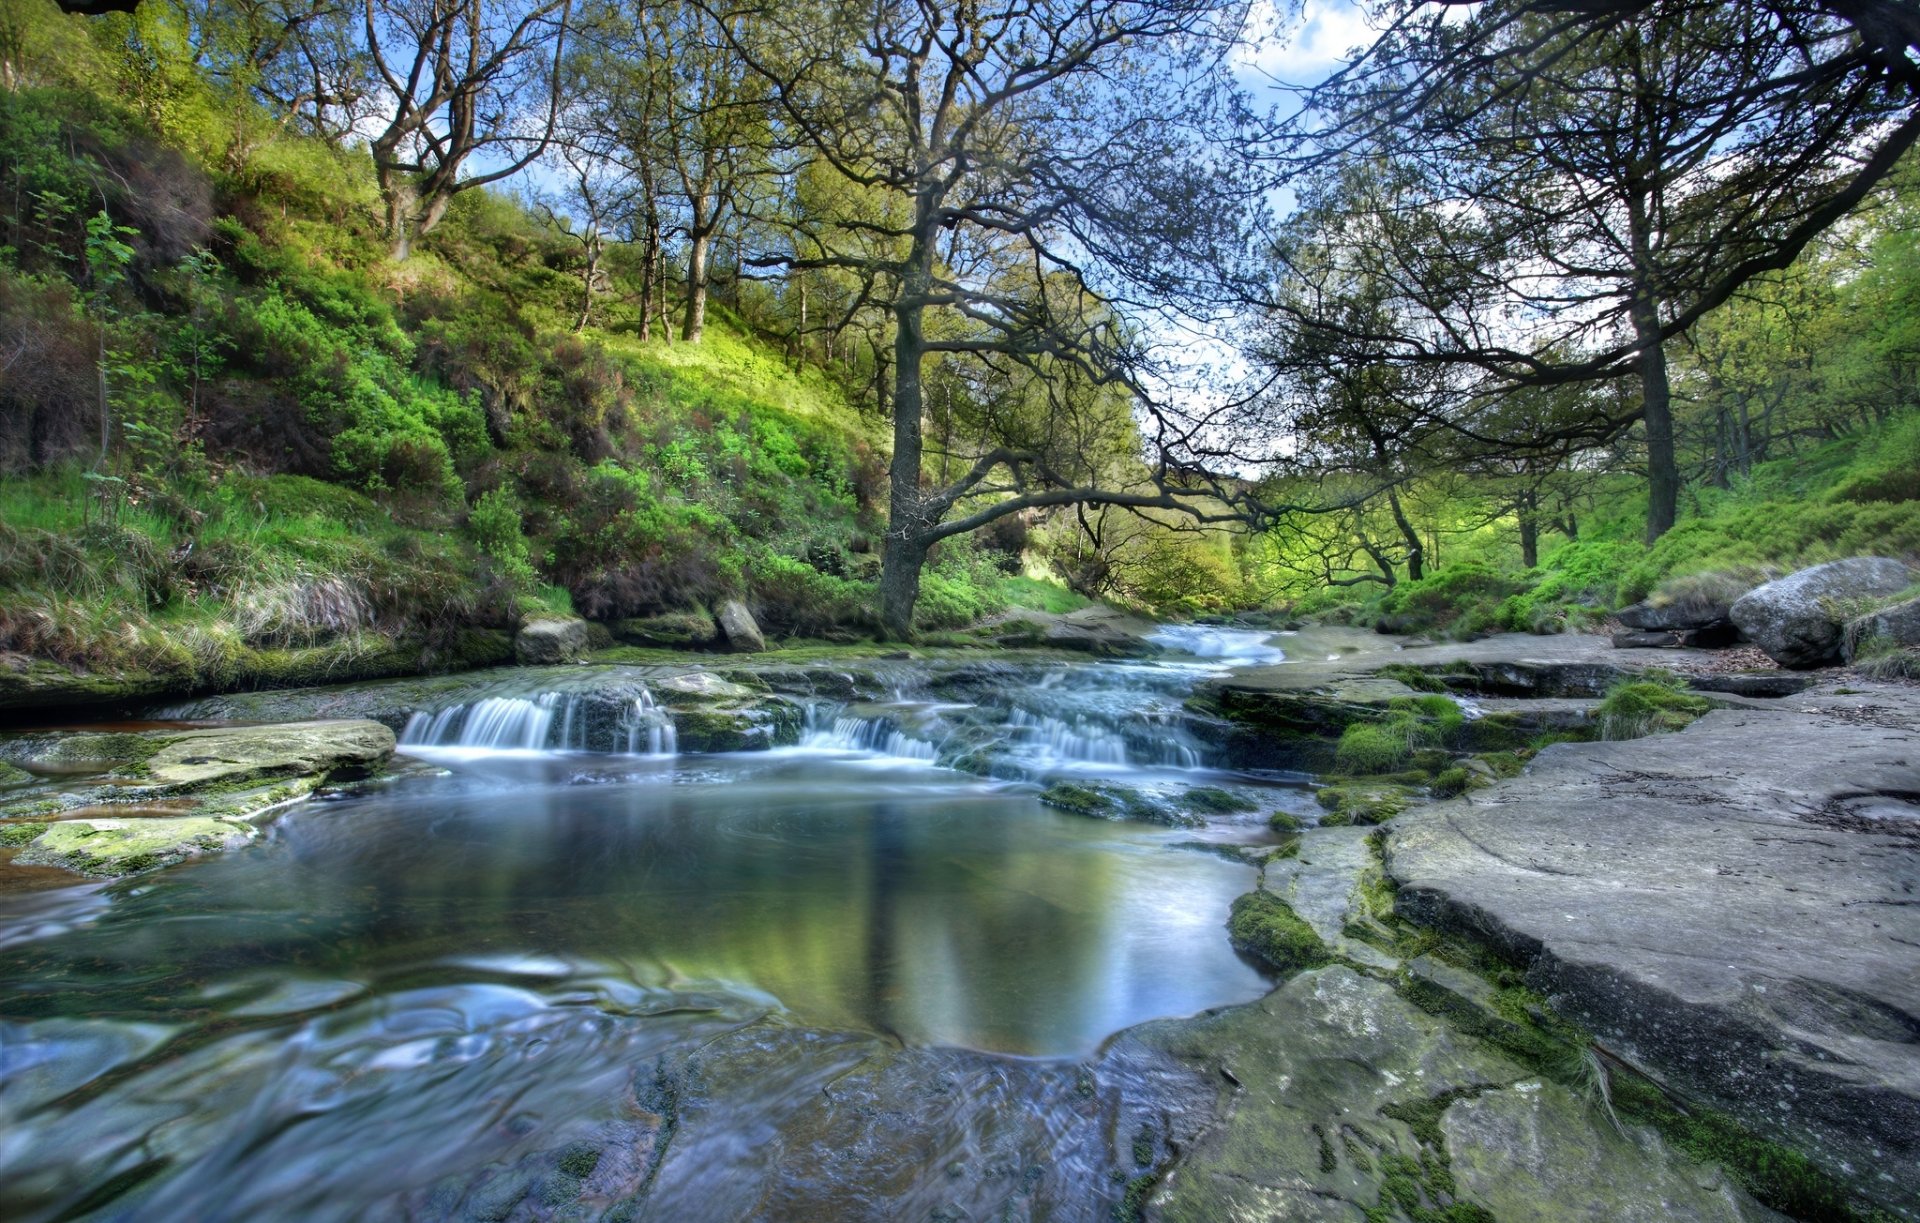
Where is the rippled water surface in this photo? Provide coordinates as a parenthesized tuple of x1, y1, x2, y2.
(0, 634, 1312, 1221)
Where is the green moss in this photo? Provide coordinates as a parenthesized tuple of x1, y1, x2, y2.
(1377, 664, 1452, 694)
(0, 820, 49, 846)
(1336, 723, 1411, 774)
(1429, 768, 1470, 798)
(1227, 890, 1330, 974)
(1316, 782, 1418, 825)
(1182, 786, 1256, 814)
(1267, 810, 1303, 832)
(0, 761, 32, 787)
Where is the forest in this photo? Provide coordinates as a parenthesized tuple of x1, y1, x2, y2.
(0, 0, 1915, 676)
(0, 2, 1918, 1220)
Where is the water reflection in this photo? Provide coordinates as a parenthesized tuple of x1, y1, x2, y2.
(0, 753, 1268, 1220)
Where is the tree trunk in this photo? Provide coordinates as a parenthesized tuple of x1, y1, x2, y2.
(383, 176, 416, 261)
(1517, 491, 1539, 568)
(878, 235, 933, 640)
(1633, 294, 1679, 542)
(1387, 489, 1423, 582)
(638, 224, 656, 343)
(682, 232, 710, 342)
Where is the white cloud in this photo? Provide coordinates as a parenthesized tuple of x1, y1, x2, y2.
(1234, 0, 1377, 84)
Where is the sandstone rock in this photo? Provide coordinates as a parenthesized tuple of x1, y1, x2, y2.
(1444, 1081, 1776, 1222)
(16, 815, 256, 877)
(1729, 557, 1911, 668)
(715, 600, 767, 653)
(609, 611, 721, 650)
(1844, 594, 1920, 661)
(514, 616, 591, 664)
(1387, 707, 1920, 1216)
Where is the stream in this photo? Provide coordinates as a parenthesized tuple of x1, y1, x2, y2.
(0, 628, 1317, 1221)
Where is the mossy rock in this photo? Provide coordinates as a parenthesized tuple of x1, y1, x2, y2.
(0, 820, 49, 846)
(15, 815, 257, 877)
(670, 700, 802, 752)
(0, 760, 36, 787)
(1227, 890, 1331, 974)
(1268, 810, 1304, 833)
(1316, 782, 1422, 826)
(1038, 782, 1195, 827)
(0, 732, 161, 773)
(1182, 785, 1258, 815)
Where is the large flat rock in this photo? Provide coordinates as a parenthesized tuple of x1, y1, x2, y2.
(1386, 698, 1920, 1216)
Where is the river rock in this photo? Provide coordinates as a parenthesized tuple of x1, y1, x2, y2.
(514, 616, 591, 664)
(1729, 557, 1912, 668)
(609, 611, 721, 650)
(1386, 704, 1920, 1217)
(1844, 594, 1920, 661)
(1443, 1081, 1776, 1222)
(16, 815, 258, 877)
(715, 600, 767, 653)
(1, 720, 396, 876)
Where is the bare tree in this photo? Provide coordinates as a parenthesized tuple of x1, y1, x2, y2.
(701, 0, 1274, 637)
(359, 0, 573, 259)
(1265, 0, 1920, 541)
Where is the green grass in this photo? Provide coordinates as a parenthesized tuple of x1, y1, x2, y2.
(1000, 575, 1092, 614)
(1594, 675, 1711, 740)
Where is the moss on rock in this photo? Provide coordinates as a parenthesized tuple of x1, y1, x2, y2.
(1228, 890, 1331, 974)
(16, 815, 257, 876)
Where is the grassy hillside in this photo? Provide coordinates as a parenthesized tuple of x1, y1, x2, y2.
(1267, 412, 1920, 641)
(0, 24, 1034, 701)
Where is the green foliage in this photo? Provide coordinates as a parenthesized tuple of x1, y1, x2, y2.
(1000, 575, 1091, 614)
(1377, 564, 1529, 638)
(469, 486, 537, 593)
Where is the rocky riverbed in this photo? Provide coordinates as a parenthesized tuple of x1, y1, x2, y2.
(0, 625, 1913, 1221)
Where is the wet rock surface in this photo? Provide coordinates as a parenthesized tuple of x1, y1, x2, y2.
(514, 616, 592, 665)
(1387, 692, 1920, 1217)
(0, 720, 395, 876)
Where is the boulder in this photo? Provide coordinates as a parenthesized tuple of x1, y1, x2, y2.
(1729, 557, 1911, 668)
(1617, 596, 1736, 632)
(1844, 594, 1920, 661)
(513, 616, 591, 665)
(715, 599, 767, 653)
(609, 611, 721, 650)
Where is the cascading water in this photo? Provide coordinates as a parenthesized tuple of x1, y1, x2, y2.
(798, 706, 940, 762)
(401, 694, 560, 751)
(1146, 623, 1288, 667)
(400, 687, 678, 756)
(1006, 707, 1130, 766)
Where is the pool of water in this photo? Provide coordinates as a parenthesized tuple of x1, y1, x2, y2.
(0, 629, 1309, 1220)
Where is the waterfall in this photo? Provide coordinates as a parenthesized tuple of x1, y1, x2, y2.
(1007, 708, 1130, 766)
(625, 690, 678, 756)
(799, 707, 940, 762)
(399, 687, 678, 756)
